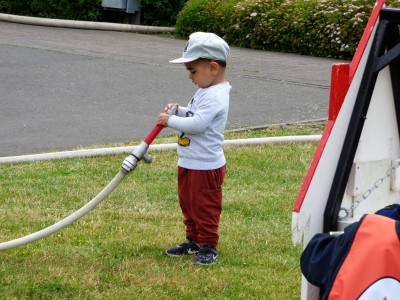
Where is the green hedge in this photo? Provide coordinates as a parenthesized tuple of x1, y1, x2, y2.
(176, 0, 400, 59)
(0, 0, 102, 21)
(141, 0, 187, 26)
(175, 0, 238, 37)
(0, 0, 186, 26)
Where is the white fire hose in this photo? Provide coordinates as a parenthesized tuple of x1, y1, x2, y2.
(0, 107, 173, 251)
(0, 130, 321, 251)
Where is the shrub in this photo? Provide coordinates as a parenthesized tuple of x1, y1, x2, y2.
(273, 0, 319, 55)
(0, 0, 102, 21)
(0, 0, 187, 26)
(225, 0, 375, 59)
(225, 0, 285, 49)
(141, 0, 187, 26)
(0, 0, 29, 15)
(177, 0, 400, 59)
(175, 0, 239, 38)
(310, 0, 375, 58)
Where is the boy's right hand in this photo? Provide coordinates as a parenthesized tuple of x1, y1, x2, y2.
(164, 103, 179, 115)
(156, 113, 170, 127)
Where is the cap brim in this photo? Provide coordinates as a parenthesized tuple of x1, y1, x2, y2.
(169, 57, 199, 64)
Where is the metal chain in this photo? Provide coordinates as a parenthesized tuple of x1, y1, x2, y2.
(339, 160, 400, 220)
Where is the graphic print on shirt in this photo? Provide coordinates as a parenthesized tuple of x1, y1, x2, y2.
(178, 98, 195, 147)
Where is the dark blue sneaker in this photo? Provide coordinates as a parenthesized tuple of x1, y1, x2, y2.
(193, 246, 219, 265)
(165, 240, 200, 256)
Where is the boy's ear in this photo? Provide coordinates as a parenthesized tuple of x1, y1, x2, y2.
(209, 61, 220, 73)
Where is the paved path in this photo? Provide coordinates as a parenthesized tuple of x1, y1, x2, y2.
(0, 21, 342, 156)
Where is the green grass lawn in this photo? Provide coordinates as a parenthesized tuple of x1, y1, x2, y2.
(0, 124, 322, 299)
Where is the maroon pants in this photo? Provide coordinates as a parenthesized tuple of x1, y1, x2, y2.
(177, 165, 226, 248)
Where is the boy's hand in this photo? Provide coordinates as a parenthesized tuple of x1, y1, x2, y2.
(157, 103, 179, 127)
(164, 103, 179, 115)
(157, 113, 170, 127)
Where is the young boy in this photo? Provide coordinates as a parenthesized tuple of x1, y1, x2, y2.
(156, 32, 231, 265)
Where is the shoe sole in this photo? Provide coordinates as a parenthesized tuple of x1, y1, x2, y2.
(192, 256, 218, 265)
(165, 250, 199, 257)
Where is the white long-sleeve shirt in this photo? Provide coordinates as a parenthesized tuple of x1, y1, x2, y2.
(167, 82, 231, 170)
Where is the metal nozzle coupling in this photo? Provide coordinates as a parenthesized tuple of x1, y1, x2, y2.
(121, 142, 151, 174)
(121, 154, 139, 174)
(142, 153, 154, 164)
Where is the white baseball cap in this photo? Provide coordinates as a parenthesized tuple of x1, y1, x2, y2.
(169, 32, 230, 64)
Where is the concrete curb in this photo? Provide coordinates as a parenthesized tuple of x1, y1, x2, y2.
(0, 13, 175, 33)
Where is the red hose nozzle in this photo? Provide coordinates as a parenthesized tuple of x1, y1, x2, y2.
(144, 125, 164, 145)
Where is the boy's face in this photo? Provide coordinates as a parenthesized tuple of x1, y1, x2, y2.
(184, 60, 218, 89)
